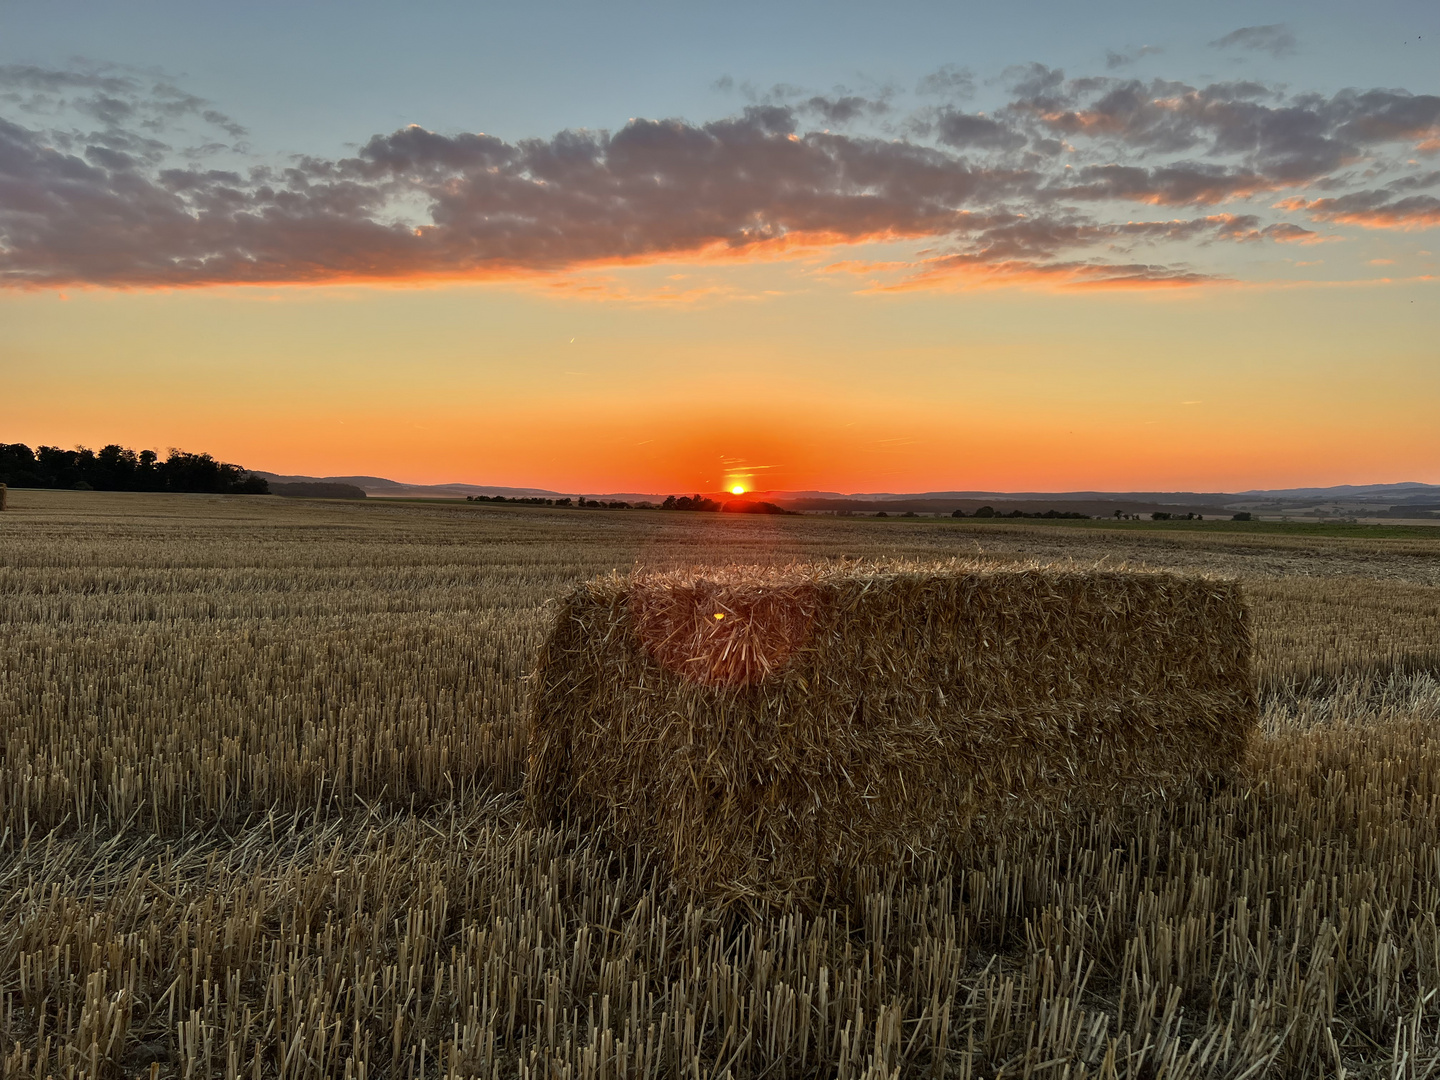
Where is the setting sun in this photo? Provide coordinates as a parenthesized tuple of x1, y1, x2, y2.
(731, 485, 746, 495)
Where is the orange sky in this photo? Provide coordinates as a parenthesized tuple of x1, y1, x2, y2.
(4, 255, 1435, 493)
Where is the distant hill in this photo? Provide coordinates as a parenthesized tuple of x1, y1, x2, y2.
(254, 472, 1440, 516)
(781, 495, 1228, 517)
(255, 473, 562, 500)
(1233, 482, 1440, 502)
(782, 483, 1440, 507)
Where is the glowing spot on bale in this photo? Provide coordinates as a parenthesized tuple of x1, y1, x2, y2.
(714, 612, 725, 619)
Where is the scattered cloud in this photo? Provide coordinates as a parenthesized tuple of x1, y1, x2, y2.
(1259, 222, 1326, 243)
(915, 65, 975, 100)
(1105, 46, 1164, 70)
(932, 109, 1027, 151)
(797, 94, 890, 125)
(0, 62, 247, 151)
(1277, 192, 1440, 229)
(1, 62, 1435, 291)
(867, 254, 1222, 292)
(1209, 25, 1298, 59)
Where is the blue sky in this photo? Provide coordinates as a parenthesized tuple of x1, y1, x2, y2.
(5, 0, 1434, 155)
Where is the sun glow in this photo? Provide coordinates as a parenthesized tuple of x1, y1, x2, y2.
(731, 485, 746, 495)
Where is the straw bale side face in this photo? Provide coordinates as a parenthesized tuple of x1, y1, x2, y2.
(527, 565, 1255, 900)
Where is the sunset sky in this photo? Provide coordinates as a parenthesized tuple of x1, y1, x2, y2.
(2, 0, 1436, 494)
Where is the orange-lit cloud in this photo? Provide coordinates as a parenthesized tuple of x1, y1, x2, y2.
(0, 63, 1435, 290)
(1277, 192, 1440, 230)
(863, 255, 1221, 292)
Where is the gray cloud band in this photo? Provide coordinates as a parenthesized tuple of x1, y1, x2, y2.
(0, 66, 1435, 289)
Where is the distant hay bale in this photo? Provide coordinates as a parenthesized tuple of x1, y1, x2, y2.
(0, 483, 7, 511)
(526, 562, 1256, 900)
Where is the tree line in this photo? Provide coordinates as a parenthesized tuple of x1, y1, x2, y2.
(467, 495, 577, 506)
(464, 494, 795, 514)
(663, 495, 794, 515)
(955, 507, 1091, 519)
(0, 443, 269, 494)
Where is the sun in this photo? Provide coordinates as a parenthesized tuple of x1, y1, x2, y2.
(731, 485, 746, 495)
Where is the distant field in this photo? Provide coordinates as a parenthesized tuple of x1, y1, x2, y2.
(371, 496, 1440, 539)
(2, 489, 1438, 1078)
(993, 516, 1440, 539)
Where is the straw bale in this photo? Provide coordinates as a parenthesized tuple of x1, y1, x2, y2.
(526, 562, 1256, 900)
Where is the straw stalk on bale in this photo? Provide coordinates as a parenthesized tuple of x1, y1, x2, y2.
(527, 562, 1257, 900)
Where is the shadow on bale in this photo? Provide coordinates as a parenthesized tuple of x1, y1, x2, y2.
(526, 562, 1256, 905)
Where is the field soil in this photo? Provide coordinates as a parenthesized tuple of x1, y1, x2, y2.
(2, 489, 1438, 1079)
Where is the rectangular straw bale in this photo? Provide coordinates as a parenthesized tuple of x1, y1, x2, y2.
(526, 563, 1256, 900)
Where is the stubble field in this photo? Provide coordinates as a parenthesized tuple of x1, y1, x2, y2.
(1, 489, 1438, 1079)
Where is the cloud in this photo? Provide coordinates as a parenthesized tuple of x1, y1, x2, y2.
(1258, 221, 1324, 243)
(822, 209, 1313, 289)
(1277, 192, 1440, 229)
(915, 65, 975, 99)
(870, 253, 1221, 292)
(1050, 162, 1279, 205)
(0, 62, 247, 144)
(932, 109, 1028, 151)
(1209, 24, 1298, 58)
(797, 95, 890, 125)
(0, 107, 1009, 287)
(1324, 90, 1440, 148)
(1018, 79, 1440, 189)
(1003, 63, 1068, 105)
(0, 63, 1435, 291)
(944, 210, 1268, 261)
(1105, 46, 1164, 70)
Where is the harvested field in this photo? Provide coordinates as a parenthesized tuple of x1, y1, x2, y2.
(1, 488, 1438, 1079)
(529, 565, 1255, 899)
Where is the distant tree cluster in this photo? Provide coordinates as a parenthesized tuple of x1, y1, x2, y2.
(662, 494, 721, 512)
(467, 494, 573, 506)
(579, 497, 651, 509)
(464, 495, 660, 509)
(1107, 510, 1206, 521)
(0, 443, 269, 494)
(660, 495, 795, 515)
(951, 506, 1091, 520)
(722, 500, 795, 515)
(270, 482, 366, 499)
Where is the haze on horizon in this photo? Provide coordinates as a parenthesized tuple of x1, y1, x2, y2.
(1, 0, 1436, 495)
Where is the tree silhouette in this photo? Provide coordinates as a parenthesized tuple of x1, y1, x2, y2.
(0, 443, 269, 494)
